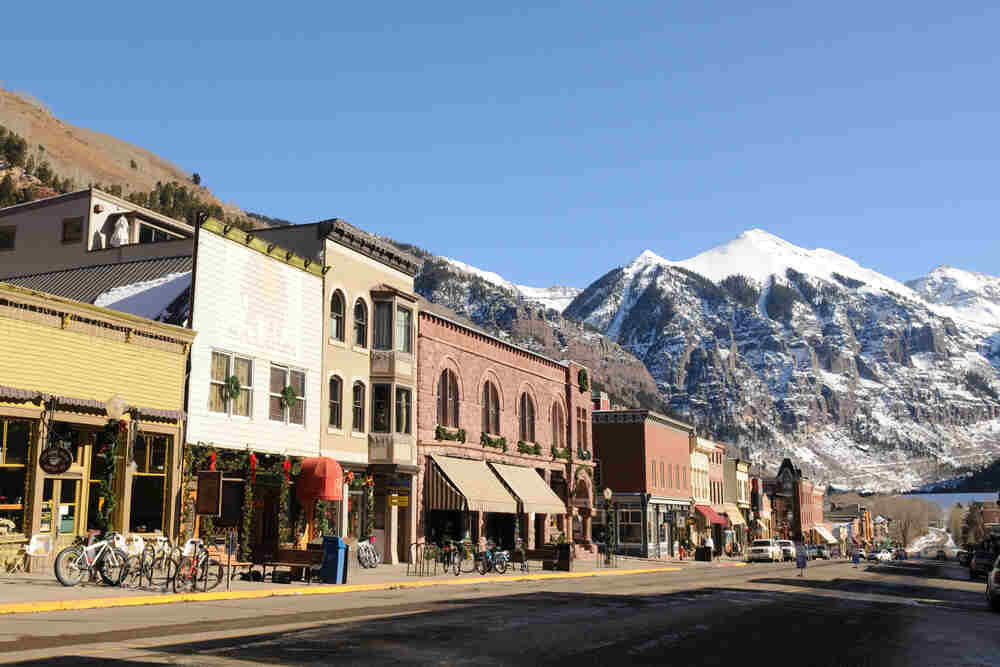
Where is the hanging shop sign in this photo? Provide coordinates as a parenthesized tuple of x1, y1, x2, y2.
(196, 470, 224, 516)
(38, 445, 73, 475)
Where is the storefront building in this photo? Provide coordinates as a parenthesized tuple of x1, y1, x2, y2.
(591, 409, 693, 558)
(415, 306, 595, 553)
(253, 219, 423, 564)
(0, 282, 194, 569)
(722, 458, 751, 552)
(690, 437, 727, 550)
(763, 458, 827, 545)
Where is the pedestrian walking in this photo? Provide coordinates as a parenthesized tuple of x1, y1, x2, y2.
(705, 534, 714, 561)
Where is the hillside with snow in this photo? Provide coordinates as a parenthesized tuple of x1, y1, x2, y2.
(907, 266, 1000, 329)
(564, 229, 1000, 491)
(441, 257, 582, 313)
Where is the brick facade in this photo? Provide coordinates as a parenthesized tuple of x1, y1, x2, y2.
(415, 310, 595, 550)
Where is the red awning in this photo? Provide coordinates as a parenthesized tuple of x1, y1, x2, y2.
(296, 457, 344, 502)
(695, 505, 729, 527)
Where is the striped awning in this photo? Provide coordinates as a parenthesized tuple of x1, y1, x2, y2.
(426, 455, 517, 514)
(720, 504, 747, 527)
(488, 462, 566, 515)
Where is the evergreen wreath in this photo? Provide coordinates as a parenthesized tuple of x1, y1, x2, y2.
(578, 369, 589, 393)
(280, 385, 298, 408)
(225, 375, 242, 400)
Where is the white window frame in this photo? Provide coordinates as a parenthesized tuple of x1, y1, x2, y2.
(210, 350, 253, 418)
(269, 363, 306, 426)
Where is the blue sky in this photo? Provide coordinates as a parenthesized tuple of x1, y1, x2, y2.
(6, 2, 1000, 288)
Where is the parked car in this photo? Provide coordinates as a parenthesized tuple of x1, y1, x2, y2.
(985, 554, 1000, 612)
(776, 540, 795, 561)
(958, 550, 971, 567)
(815, 545, 830, 560)
(867, 551, 880, 562)
(878, 550, 893, 562)
(970, 550, 995, 580)
(935, 549, 948, 561)
(749, 539, 781, 563)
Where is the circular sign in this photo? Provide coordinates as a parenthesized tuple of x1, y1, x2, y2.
(39, 445, 73, 475)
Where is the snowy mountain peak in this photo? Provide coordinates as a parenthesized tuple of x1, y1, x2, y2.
(907, 265, 1000, 328)
(440, 257, 581, 313)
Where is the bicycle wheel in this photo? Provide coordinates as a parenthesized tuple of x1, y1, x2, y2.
(494, 555, 508, 575)
(173, 556, 198, 593)
(150, 554, 175, 591)
(98, 548, 128, 586)
(201, 559, 224, 591)
(53, 546, 85, 587)
(123, 555, 144, 589)
(476, 554, 490, 575)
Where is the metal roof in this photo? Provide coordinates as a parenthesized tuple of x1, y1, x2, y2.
(3, 255, 193, 305)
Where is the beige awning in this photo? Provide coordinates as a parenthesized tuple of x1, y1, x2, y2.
(812, 524, 837, 545)
(488, 462, 567, 516)
(721, 504, 747, 527)
(427, 456, 517, 514)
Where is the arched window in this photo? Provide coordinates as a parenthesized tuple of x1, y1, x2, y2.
(551, 403, 564, 448)
(353, 300, 367, 348)
(437, 369, 459, 428)
(519, 392, 535, 442)
(482, 381, 500, 435)
(330, 291, 345, 341)
(329, 376, 343, 429)
(352, 381, 365, 432)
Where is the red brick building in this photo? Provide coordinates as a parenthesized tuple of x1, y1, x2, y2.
(592, 410, 694, 558)
(415, 307, 595, 551)
(764, 458, 828, 544)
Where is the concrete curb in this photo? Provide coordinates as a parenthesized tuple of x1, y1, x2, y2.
(0, 566, 683, 616)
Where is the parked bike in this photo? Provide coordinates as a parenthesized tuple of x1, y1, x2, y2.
(172, 538, 224, 593)
(357, 536, 381, 569)
(124, 535, 176, 591)
(477, 544, 510, 575)
(54, 532, 129, 587)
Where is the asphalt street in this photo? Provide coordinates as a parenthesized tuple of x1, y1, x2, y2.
(2, 559, 996, 666)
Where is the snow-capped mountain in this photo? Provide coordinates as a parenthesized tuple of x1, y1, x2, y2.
(907, 266, 1000, 329)
(441, 257, 582, 313)
(565, 230, 1000, 491)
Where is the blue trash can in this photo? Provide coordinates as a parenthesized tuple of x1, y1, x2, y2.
(319, 536, 350, 584)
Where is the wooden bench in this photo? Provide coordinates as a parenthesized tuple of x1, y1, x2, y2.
(205, 545, 254, 580)
(260, 548, 324, 584)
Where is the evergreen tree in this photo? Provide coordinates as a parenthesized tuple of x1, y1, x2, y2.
(191, 172, 201, 185)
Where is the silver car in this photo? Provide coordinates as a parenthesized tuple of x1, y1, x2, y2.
(776, 540, 795, 561)
(985, 554, 1000, 612)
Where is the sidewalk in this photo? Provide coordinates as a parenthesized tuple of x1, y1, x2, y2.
(0, 555, 704, 615)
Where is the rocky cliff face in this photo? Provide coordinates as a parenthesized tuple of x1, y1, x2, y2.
(563, 230, 1000, 491)
(388, 242, 665, 414)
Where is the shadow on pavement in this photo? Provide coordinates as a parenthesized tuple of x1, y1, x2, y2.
(748, 575, 984, 610)
(8, 587, 989, 666)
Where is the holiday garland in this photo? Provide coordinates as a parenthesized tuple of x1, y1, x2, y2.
(93, 419, 127, 531)
(578, 369, 589, 393)
(280, 385, 298, 409)
(517, 440, 542, 455)
(551, 446, 571, 461)
(225, 375, 242, 400)
(435, 425, 466, 443)
(480, 432, 507, 451)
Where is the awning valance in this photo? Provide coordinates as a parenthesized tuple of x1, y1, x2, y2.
(720, 504, 747, 527)
(695, 505, 729, 527)
(488, 462, 566, 515)
(296, 457, 343, 502)
(427, 456, 517, 514)
(812, 524, 837, 545)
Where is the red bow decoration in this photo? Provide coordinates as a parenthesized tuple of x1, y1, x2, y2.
(249, 452, 258, 484)
(209, 451, 217, 472)
(282, 458, 291, 484)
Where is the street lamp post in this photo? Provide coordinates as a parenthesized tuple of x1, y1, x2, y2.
(603, 488, 613, 565)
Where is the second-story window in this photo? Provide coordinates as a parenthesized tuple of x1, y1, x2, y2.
(395, 306, 412, 353)
(269, 365, 305, 425)
(519, 392, 535, 442)
(374, 301, 393, 350)
(482, 381, 500, 435)
(329, 376, 343, 429)
(576, 406, 587, 449)
(354, 300, 367, 348)
(352, 382, 365, 432)
(395, 387, 411, 434)
(330, 291, 345, 342)
(372, 384, 391, 433)
(551, 403, 564, 448)
(209, 351, 252, 417)
(437, 369, 459, 428)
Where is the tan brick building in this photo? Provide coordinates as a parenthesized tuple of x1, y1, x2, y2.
(415, 307, 595, 551)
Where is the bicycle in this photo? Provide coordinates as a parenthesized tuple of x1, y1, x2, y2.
(54, 532, 129, 587)
(449, 540, 476, 576)
(172, 538, 224, 593)
(357, 536, 381, 569)
(477, 544, 510, 575)
(125, 535, 176, 591)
